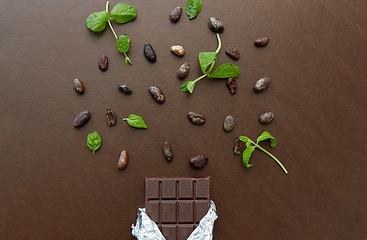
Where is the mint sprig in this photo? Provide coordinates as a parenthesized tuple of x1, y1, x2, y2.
(123, 114, 147, 128)
(86, 1, 135, 66)
(180, 33, 240, 93)
(239, 131, 288, 174)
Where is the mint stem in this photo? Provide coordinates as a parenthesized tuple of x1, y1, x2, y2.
(250, 140, 288, 174)
(215, 33, 221, 53)
(193, 74, 207, 83)
(106, 1, 118, 40)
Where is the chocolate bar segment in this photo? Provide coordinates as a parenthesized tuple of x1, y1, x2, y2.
(145, 177, 210, 240)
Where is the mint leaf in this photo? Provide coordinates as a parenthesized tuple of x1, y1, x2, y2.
(256, 131, 277, 147)
(186, 0, 202, 19)
(86, 11, 110, 32)
(239, 136, 250, 143)
(87, 132, 102, 154)
(111, 3, 137, 23)
(187, 81, 195, 93)
(242, 145, 255, 168)
(123, 114, 147, 128)
(208, 63, 240, 78)
(180, 82, 190, 92)
(116, 34, 130, 53)
(199, 52, 218, 74)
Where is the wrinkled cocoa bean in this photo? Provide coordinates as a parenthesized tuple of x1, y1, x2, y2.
(149, 86, 165, 103)
(227, 78, 237, 94)
(73, 78, 84, 94)
(208, 17, 224, 33)
(177, 63, 189, 79)
(233, 137, 243, 155)
(117, 84, 132, 94)
(225, 47, 240, 60)
(106, 109, 117, 126)
(190, 156, 208, 169)
(73, 110, 90, 128)
(259, 112, 275, 124)
(253, 77, 271, 92)
(170, 45, 185, 56)
(170, 7, 182, 22)
(117, 150, 128, 170)
(224, 115, 235, 132)
(144, 43, 156, 62)
(188, 112, 205, 125)
(98, 55, 108, 71)
(254, 37, 269, 47)
(162, 142, 173, 161)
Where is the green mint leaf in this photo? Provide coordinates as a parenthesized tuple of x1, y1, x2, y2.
(208, 63, 240, 78)
(199, 52, 218, 74)
(239, 136, 250, 143)
(187, 81, 195, 93)
(186, 0, 202, 19)
(111, 3, 137, 23)
(124, 114, 147, 128)
(242, 145, 255, 168)
(256, 131, 277, 147)
(86, 11, 110, 32)
(116, 34, 130, 53)
(180, 82, 190, 92)
(87, 132, 102, 154)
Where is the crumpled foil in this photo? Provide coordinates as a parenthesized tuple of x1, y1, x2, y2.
(131, 200, 218, 240)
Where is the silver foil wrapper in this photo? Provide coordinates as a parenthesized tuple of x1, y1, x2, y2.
(131, 200, 218, 240)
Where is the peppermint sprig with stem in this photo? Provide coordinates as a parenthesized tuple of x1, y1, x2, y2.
(180, 33, 240, 93)
(86, 1, 136, 66)
(239, 131, 288, 174)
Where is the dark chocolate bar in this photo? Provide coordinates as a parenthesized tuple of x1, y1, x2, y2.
(145, 177, 210, 240)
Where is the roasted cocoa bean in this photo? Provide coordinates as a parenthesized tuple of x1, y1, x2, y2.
(225, 47, 240, 60)
(177, 63, 189, 79)
(149, 86, 165, 103)
(117, 150, 128, 170)
(98, 55, 108, 71)
(190, 156, 208, 169)
(227, 78, 237, 94)
(144, 43, 156, 62)
(170, 7, 182, 22)
(170, 45, 185, 56)
(73, 78, 84, 94)
(188, 112, 205, 125)
(233, 137, 243, 155)
(162, 142, 173, 161)
(117, 84, 132, 94)
(259, 112, 275, 124)
(253, 77, 271, 92)
(254, 37, 269, 47)
(208, 17, 224, 33)
(73, 110, 90, 128)
(106, 109, 117, 126)
(224, 115, 235, 132)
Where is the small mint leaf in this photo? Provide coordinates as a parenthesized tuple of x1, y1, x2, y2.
(256, 131, 277, 147)
(208, 63, 240, 78)
(242, 145, 255, 168)
(180, 81, 190, 92)
(239, 136, 249, 143)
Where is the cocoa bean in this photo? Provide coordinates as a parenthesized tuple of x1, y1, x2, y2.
(170, 45, 185, 56)
(190, 156, 208, 169)
(117, 150, 128, 170)
(254, 37, 269, 47)
(106, 109, 117, 126)
(162, 142, 173, 161)
(227, 77, 237, 94)
(208, 17, 224, 33)
(224, 115, 235, 132)
(170, 7, 182, 22)
(177, 63, 189, 79)
(73, 78, 84, 94)
(259, 112, 275, 124)
(253, 77, 270, 92)
(149, 86, 165, 103)
(98, 55, 108, 71)
(73, 110, 90, 128)
(117, 84, 132, 94)
(225, 47, 240, 60)
(188, 112, 205, 125)
(144, 43, 156, 62)
(233, 137, 243, 155)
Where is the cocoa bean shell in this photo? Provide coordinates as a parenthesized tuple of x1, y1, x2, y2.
(227, 77, 237, 94)
(233, 137, 243, 155)
(106, 109, 117, 126)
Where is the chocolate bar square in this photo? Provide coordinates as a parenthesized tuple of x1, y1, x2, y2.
(145, 177, 210, 240)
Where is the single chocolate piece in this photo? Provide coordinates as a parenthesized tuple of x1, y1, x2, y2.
(145, 177, 210, 240)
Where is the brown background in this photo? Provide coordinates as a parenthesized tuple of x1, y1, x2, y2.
(1, 0, 367, 239)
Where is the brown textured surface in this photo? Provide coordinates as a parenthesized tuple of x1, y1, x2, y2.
(145, 177, 210, 240)
(1, 0, 367, 239)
